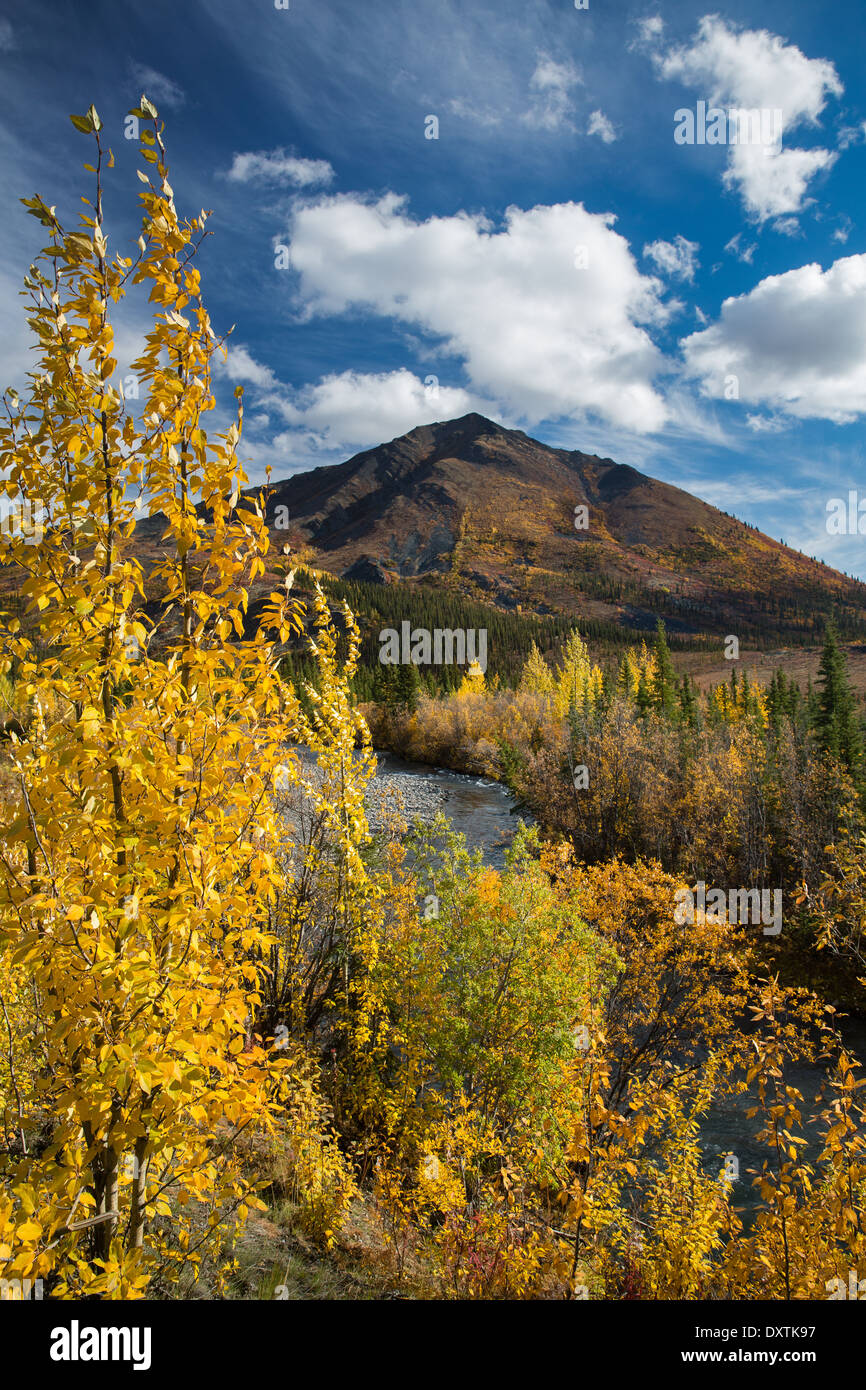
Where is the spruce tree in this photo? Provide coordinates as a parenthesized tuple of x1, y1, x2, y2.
(815, 622, 862, 772)
(677, 674, 699, 727)
(651, 619, 677, 720)
(396, 660, 421, 713)
(767, 670, 783, 739)
(635, 666, 653, 718)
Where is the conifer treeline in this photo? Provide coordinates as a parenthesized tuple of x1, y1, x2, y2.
(276, 568, 866, 708)
(565, 563, 866, 645)
(367, 617, 866, 943)
(280, 571, 724, 702)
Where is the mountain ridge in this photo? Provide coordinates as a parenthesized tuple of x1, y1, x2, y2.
(136, 413, 866, 643)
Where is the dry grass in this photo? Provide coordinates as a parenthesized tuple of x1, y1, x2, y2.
(670, 643, 866, 703)
(182, 1192, 426, 1302)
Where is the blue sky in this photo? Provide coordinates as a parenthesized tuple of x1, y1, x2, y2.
(2, 0, 866, 574)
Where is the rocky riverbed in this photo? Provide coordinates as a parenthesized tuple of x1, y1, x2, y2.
(364, 751, 524, 867)
(364, 769, 447, 833)
(292, 746, 523, 866)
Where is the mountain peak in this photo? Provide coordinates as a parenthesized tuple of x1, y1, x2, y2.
(404, 411, 509, 444)
(134, 417, 866, 643)
(442, 411, 505, 432)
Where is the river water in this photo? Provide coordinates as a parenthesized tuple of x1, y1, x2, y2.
(365, 749, 526, 869)
(363, 749, 866, 1211)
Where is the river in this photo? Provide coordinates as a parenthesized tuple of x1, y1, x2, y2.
(364, 749, 526, 869)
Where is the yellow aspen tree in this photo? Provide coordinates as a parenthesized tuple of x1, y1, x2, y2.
(0, 98, 340, 1297)
(458, 659, 486, 695)
(555, 628, 592, 716)
(518, 641, 555, 696)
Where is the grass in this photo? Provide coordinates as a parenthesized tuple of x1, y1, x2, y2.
(183, 1193, 425, 1302)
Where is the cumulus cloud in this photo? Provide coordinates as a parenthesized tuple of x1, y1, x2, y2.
(682, 253, 866, 422)
(225, 149, 334, 187)
(216, 345, 279, 391)
(837, 121, 866, 150)
(648, 16, 842, 220)
(285, 192, 674, 433)
(522, 54, 582, 132)
(212, 350, 491, 466)
(587, 110, 618, 143)
(832, 217, 852, 244)
(131, 65, 185, 109)
(269, 369, 487, 461)
(722, 144, 835, 223)
(643, 234, 699, 281)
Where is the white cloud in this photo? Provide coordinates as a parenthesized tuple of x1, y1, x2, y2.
(682, 253, 866, 423)
(587, 110, 617, 144)
(649, 16, 842, 220)
(225, 149, 335, 187)
(217, 345, 279, 391)
(643, 234, 699, 281)
(723, 143, 835, 223)
(676, 475, 801, 507)
(724, 232, 756, 264)
(837, 121, 866, 150)
(522, 54, 582, 132)
(131, 65, 185, 110)
(448, 97, 501, 128)
(745, 413, 788, 433)
(832, 217, 852, 244)
(657, 17, 840, 124)
(286, 193, 674, 434)
(269, 369, 486, 461)
(635, 15, 664, 46)
(773, 216, 802, 237)
(210, 352, 492, 468)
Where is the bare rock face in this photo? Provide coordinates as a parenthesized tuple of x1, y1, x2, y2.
(341, 556, 393, 585)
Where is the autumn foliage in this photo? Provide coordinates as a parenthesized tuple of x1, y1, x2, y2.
(0, 103, 863, 1303)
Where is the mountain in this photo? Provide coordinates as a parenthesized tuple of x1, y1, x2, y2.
(135, 413, 866, 643)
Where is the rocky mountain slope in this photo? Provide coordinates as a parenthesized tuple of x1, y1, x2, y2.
(230, 413, 866, 641)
